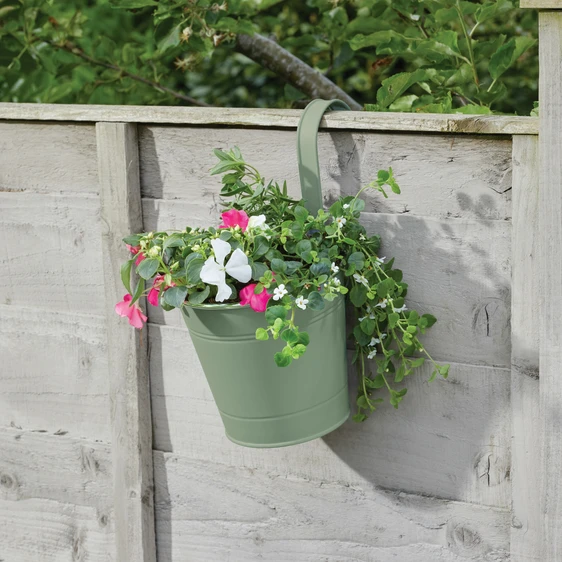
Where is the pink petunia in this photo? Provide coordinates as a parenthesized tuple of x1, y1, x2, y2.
(126, 244, 146, 266)
(240, 283, 272, 313)
(147, 274, 176, 307)
(115, 294, 147, 329)
(219, 209, 249, 232)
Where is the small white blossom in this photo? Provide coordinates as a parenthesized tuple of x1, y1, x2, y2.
(374, 256, 386, 266)
(394, 304, 408, 313)
(353, 273, 370, 288)
(375, 299, 388, 309)
(332, 277, 341, 287)
(410, 13, 421, 21)
(273, 284, 288, 301)
(334, 216, 347, 229)
(367, 349, 377, 360)
(369, 337, 381, 347)
(359, 233, 366, 241)
(331, 262, 340, 273)
(343, 203, 350, 210)
(295, 295, 309, 310)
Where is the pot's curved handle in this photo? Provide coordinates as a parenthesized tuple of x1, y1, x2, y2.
(297, 99, 351, 214)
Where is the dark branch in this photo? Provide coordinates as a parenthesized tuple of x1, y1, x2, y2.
(54, 42, 211, 107)
(235, 33, 362, 111)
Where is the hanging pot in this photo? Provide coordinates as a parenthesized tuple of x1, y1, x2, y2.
(182, 99, 352, 448)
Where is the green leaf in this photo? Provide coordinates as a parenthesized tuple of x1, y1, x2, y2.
(306, 291, 325, 311)
(265, 305, 287, 325)
(439, 364, 450, 378)
(353, 413, 367, 423)
(185, 253, 205, 284)
(376, 69, 431, 109)
(256, 327, 270, 341)
(294, 205, 309, 224)
(251, 261, 268, 280)
(281, 328, 299, 344)
(422, 313, 437, 328)
(388, 312, 400, 328)
(489, 37, 536, 80)
(408, 311, 420, 326)
(270, 258, 287, 274)
(131, 278, 145, 305)
(120, 260, 133, 294)
(164, 286, 188, 308)
(188, 286, 210, 305)
(360, 318, 376, 335)
(163, 234, 184, 250)
(137, 258, 159, 280)
(348, 252, 365, 270)
(350, 284, 368, 307)
(295, 240, 312, 258)
(123, 234, 142, 246)
(377, 278, 394, 298)
(274, 351, 292, 367)
(110, 0, 157, 7)
(253, 235, 269, 258)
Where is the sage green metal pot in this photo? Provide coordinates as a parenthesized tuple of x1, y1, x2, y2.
(182, 296, 349, 448)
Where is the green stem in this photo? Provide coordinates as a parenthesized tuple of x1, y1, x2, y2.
(456, 0, 479, 90)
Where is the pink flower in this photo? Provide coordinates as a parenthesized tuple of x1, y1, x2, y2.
(126, 244, 146, 266)
(147, 275, 176, 307)
(115, 294, 147, 329)
(240, 283, 272, 312)
(219, 209, 249, 232)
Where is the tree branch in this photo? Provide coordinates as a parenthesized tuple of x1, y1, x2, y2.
(53, 41, 211, 107)
(235, 33, 362, 111)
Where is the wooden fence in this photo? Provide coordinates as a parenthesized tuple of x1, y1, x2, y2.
(0, 5, 560, 558)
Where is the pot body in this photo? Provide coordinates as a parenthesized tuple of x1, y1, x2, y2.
(181, 297, 349, 448)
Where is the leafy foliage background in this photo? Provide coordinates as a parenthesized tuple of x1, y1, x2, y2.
(0, 0, 537, 114)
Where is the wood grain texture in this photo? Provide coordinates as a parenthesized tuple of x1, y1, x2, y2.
(148, 323, 511, 508)
(96, 122, 156, 562)
(0, 102, 538, 134)
(0, 427, 114, 561)
(139, 127, 513, 220)
(0, 122, 98, 194)
(145, 209, 511, 368)
(153, 451, 510, 562)
(520, 0, 562, 8)
(0, 305, 109, 441)
(510, 136, 541, 560)
(537, 12, 562, 562)
(0, 193, 104, 314)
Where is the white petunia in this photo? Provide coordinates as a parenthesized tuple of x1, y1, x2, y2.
(367, 349, 377, 360)
(394, 304, 408, 313)
(200, 238, 252, 302)
(353, 273, 370, 288)
(369, 337, 381, 347)
(248, 214, 268, 231)
(375, 298, 388, 309)
(295, 295, 309, 310)
(273, 283, 288, 301)
(331, 262, 340, 273)
(334, 216, 347, 229)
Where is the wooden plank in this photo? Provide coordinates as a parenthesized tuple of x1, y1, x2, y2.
(0, 122, 98, 194)
(0, 305, 109, 441)
(153, 451, 510, 561)
(0, 427, 114, 561)
(521, 0, 562, 8)
(139, 126, 513, 221)
(0, 193, 104, 314)
(148, 324, 511, 508)
(510, 136, 541, 560)
(0, 102, 538, 135)
(146, 210, 512, 368)
(96, 122, 156, 562)
(537, 11, 562, 562)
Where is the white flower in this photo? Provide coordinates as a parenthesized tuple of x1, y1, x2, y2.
(331, 262, 340, 273)
(375, 298, 388, 309)
(248, 214, 268, 231)
(359, 233, 366, 241)
(380, 333, 387, 339)
(343, 203, 350, 210)
(367, 349, 377, 360)
(273, 284, 288, 301)
(332, 277, 341, 287)
(334, 216, 347, 229)
(369, 337, 380, 347)
(353, 273, 370, 288)
(295, 295, 309, 310)
(394, 304, 408, 313)
(200, 238, 252, 302)
(374, 256, 386, 266)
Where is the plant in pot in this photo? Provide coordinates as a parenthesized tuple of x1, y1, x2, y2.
(116, 100, 450, 448)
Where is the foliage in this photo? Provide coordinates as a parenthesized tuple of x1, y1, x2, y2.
(0, 0, 537, 114)
(118, 148, 449, 421)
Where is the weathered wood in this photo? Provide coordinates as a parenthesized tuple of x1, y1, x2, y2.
(0, 193, 104, 314)
(139, 126, 513, 220)
(536, 11, 562, 562)
(153, 451, 510, 561)
(0, 427, 114, 561)
(510, 135, 541, 560)
(0, 102, 538, 134)
(520, 0, 562, 7)
(0, 122, 98, 194)
(146, 209, 511, 368)
(96, 122, 156, 562)
(148, 324, 510, 507)
(0, 305, 109, 441)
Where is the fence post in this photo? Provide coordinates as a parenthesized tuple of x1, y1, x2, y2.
(520, 2, 562, 560)
(96, 122, 157, 562)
